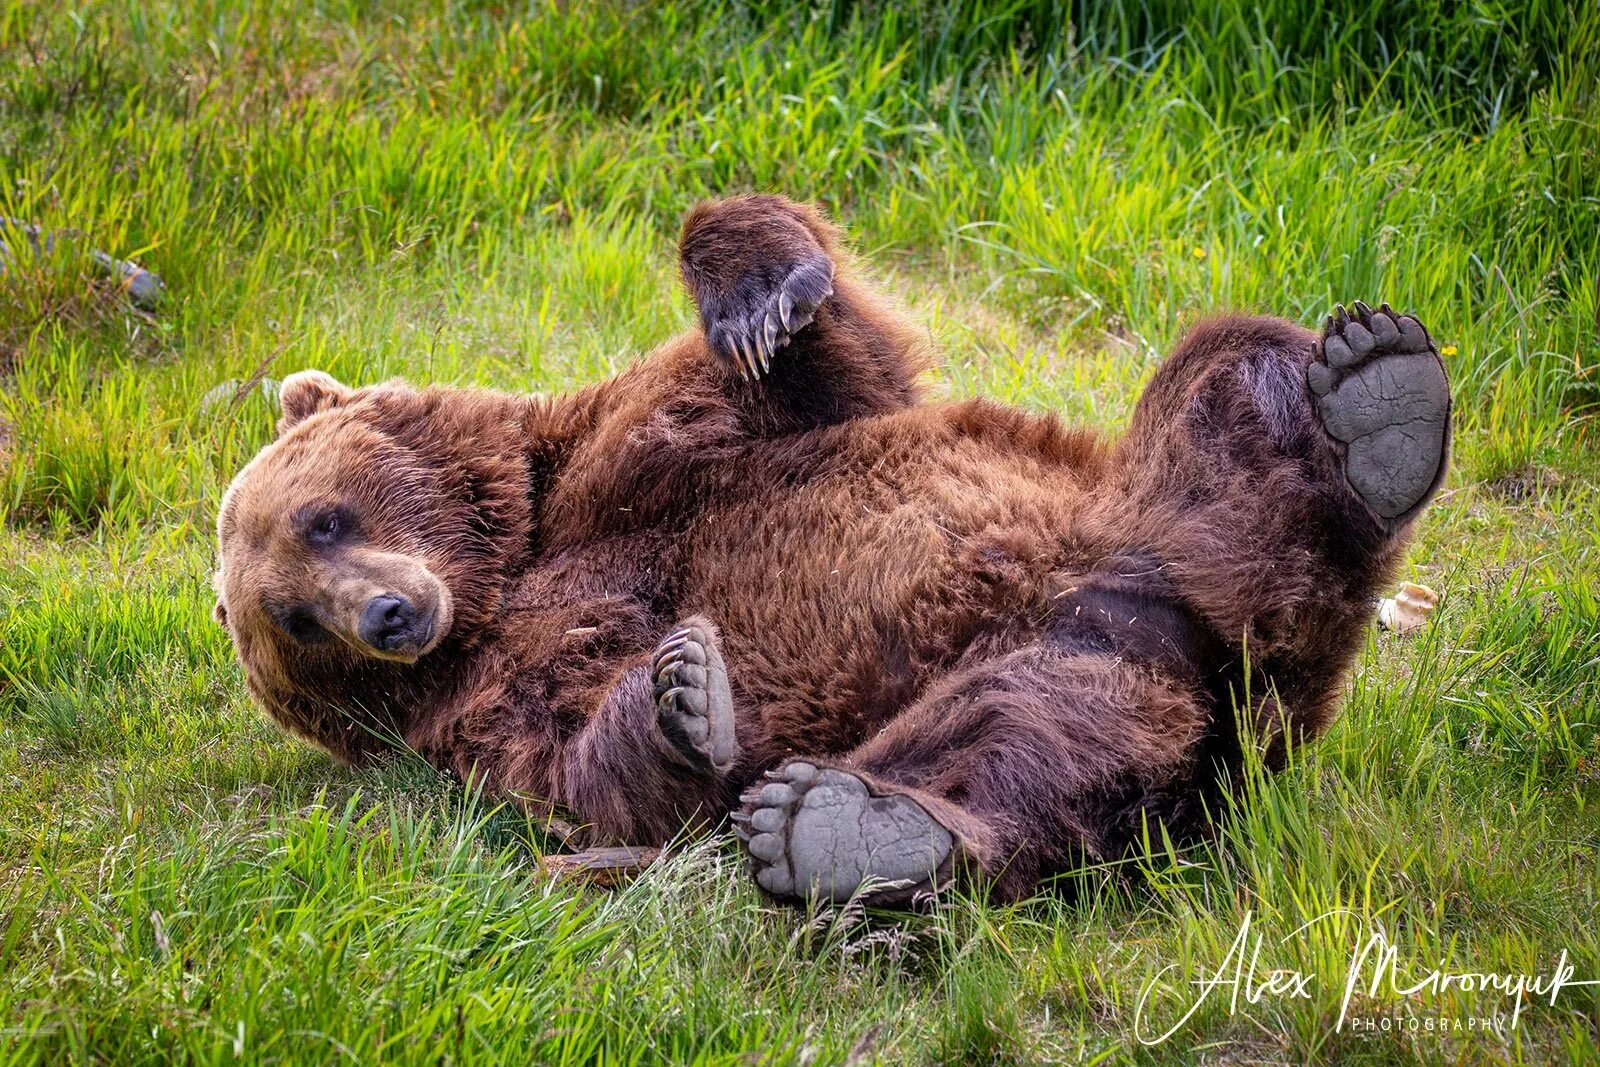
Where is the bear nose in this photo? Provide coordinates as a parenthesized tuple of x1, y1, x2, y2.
(357, 593, 418, 652)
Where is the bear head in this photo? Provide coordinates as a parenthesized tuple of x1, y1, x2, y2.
(214, 370, 533, 763)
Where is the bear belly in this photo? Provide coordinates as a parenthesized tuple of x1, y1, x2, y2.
(672, 449, 1086, 758)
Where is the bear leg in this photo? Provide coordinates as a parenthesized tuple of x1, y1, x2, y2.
(1101, 307, 1450, 748)
(736, 642, 1207, 906)
(679, 197, 835, 380)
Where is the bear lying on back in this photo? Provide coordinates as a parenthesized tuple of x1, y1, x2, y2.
(215, 195, 1450, 906)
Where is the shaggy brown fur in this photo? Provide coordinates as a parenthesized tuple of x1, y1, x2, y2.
(215, 195, 1446, 904)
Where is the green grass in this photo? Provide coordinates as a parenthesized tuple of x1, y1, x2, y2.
(2, 1, 1598, 1062)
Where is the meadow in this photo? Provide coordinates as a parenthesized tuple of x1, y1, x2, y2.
(1, 1, 1597, 1062)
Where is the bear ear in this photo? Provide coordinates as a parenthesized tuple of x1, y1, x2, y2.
(278, 370, 352, 432)
(213, 599, 229, 626)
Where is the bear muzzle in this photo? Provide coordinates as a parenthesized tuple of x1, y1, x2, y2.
(311, 550, 453, 664)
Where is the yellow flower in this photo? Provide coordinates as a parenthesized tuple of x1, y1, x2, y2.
(1192, 246, 1207, 259)
(1441, 344, 1458, 357)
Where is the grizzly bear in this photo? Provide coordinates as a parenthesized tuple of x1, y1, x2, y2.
(214, 195, 1450, 906)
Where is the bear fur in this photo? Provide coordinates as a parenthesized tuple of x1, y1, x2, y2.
(214, 195, 1449, 905)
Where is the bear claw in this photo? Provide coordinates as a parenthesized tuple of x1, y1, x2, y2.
(705, 255, 834, 381)
(1310, 302, 1451, 522)
(651, 617, 739, 774)
(738, 761, 953, 905)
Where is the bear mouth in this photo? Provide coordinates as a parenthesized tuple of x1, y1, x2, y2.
(365, 617, 435, 660)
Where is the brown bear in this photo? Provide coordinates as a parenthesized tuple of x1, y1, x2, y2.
(214, 195, 1451, 906)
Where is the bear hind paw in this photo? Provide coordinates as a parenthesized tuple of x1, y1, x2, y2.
(735, 762, 953, 905)
(652, 617, 739, 774)
(1308, 301, 1451, 523)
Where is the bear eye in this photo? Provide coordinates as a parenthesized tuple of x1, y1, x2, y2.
(303, 507, 350, 547)
(274, 607, 330, 646)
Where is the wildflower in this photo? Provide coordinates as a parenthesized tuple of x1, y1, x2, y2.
(1440, 344, 1458, 357)
(1192, 246, 1207, 259)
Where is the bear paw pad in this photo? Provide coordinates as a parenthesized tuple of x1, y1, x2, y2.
(652, 617, 739, 774)
(1309, 301, 1451, 522)
(734, 762, 953, 905)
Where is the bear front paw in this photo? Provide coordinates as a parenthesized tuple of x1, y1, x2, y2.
(706, 255, 834, 381)
(679, 196, 836, 381)
(651, 617, 740, 774)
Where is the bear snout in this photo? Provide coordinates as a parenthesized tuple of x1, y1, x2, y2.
(356, 593, 433, 656)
